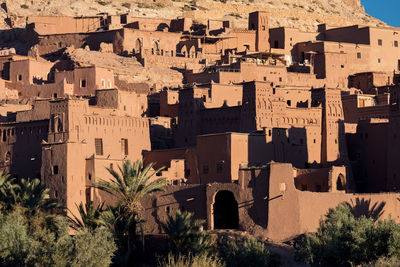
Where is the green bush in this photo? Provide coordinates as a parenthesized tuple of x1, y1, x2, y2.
(158, 253, 224, 267)
(217, 235, 280, 267)
(96, 0, 110, 6)
(121, 2, 131, 9)
(295, 203, 400, 266)
(0, 207, 116, 266)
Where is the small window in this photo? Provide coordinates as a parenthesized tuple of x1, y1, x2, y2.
(53, 93, 57, 98)
(203, 165, 209, 174)
(395, 41, 399, 47)
(341, 65, 344, 68)
(287, 100, 291, 107)
(95, 138, 103, 155)
(88, 173, 92, 180)
(378, 58, 381, 63)
(108, 80, 112, 88)
(81, 79, 87, 88)
(101, 79, 105, 87)
(58, 41, 62, 48)
(53, 165, 59, 175)
(263, 76, 267, 81)
(378, 39, 383, 46)
(185, 169, 190, 178)
(18, 74, 22, 81)
(216, 162, 223, 174)
(121, 138, 128, 155)
(357, 52, 361, 59)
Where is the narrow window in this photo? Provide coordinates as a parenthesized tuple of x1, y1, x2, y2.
(378, 39, 383, 46)
(101, 79, 105, 87)
(378, 58, 381, 63)
(357, 52, 361, 59)
(287, 100, 291, 106)
(53, 165, 59, 174)
(203, 165, 209, 174)
(108, 80, 112, 88)
(18, 74, 22, 81)
(81, 79, 87, 88)
(95, 138, 103, 155)
(121, 138, 128, 155)
(395, 40, 398, 47)
(216, 162, 223, 174)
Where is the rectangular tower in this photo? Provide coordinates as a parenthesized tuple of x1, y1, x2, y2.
(248, 11, 270, 52)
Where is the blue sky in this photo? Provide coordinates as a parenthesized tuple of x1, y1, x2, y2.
(361, 0, 400, 27)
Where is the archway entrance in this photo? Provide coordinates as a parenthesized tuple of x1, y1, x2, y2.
(337, 174, 345, 191)
(213, 191, 239, 229)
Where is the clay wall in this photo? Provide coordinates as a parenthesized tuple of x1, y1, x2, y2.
(347, 121, 388, 192)
(387, 86, 400, 191)
(0, 120, 48, 180)
(9, 58, 53, 85)
(42, 98, 151, 215)
(143, 147, 199, 184)
(349, 72, 392, 94)
(160, 90, 179, 117)
(266, 163, 400, 241)
(27, 16, 103, 35)
(122, 28, 182, 55)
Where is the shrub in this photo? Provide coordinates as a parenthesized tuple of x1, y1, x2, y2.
(158, 253, 224, 267)
(0, 207, 116, 266)
(295, 203, 400, 266)
(121, 2, 131, 9)
(217, 235, 280, 267)
(96, 0, 110, 6)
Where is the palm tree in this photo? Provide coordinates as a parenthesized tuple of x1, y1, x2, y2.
(93, 160, 168, 262)
(16, 178, 61, 215)
(161, 210, 211, 256)
(0, 171, 16, 203)
(68, 201, 106, 231)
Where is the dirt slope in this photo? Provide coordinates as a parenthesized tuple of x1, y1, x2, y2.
(0, 0, 386, 31)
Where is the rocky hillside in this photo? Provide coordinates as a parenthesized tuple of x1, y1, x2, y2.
(0, 0, 386, 31)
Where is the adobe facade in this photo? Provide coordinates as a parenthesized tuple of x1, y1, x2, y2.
(0, 10, 400, 242)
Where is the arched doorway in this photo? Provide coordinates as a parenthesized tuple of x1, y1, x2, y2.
(337, 174, 345, 191)
(134, 38, 142, 54)
(213, 190, 239, 229)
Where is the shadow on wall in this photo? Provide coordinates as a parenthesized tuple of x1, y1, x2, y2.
(246, 168, 269, 228)
(346, 198, 386, 222)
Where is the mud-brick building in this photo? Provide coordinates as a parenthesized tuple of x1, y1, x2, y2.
(0, 99, 50, 179)
(139, 161, 400, 242)
(41, 95, 151, 215)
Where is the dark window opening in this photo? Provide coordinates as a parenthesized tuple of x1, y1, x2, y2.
(287, 100, 291, 106)
(337, 174, 345, 190)
(203, 165, 209, 174)
(357, 52, 361, 59)
(395, 41, 399, 47)
(53, 165, 59, 175)
(378, 39, 383, 46)
(185, 169, 190, 178)
(216, 162, 223, 174)
(81, 79, 87, 88)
